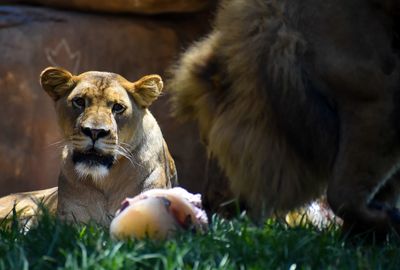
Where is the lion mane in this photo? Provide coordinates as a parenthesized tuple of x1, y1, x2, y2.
(169, 0, 400, 234)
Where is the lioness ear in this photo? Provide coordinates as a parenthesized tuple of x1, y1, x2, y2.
(40, 67, 76, 101)
(129, 75, 163, 108)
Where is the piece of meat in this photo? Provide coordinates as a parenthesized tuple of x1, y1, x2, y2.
(110, 187, 208, 240)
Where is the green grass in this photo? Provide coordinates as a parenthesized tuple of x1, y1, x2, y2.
(1, 211, 400, 270)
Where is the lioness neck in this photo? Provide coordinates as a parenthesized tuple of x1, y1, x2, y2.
(57, 111, 170, 226)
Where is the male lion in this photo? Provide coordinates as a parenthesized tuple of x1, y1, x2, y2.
(169, 0, 400, 234)
(0, 67, 177, 226)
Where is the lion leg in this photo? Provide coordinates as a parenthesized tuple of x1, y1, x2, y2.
(327, 102, 400, 236)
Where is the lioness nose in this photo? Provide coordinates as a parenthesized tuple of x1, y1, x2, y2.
(81, 126, 110, 141)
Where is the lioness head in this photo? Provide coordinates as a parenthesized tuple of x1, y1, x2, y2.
(40, 67, 163, 180)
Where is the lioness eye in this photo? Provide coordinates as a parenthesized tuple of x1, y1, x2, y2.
(112, 103, 126, 114)
(72, 97, 85, 109)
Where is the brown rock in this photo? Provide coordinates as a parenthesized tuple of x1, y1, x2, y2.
(12, 0, 214, 14)
(0, 5, 213, 196)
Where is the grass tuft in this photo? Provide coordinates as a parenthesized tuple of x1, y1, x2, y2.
(0, 210, 400, 269)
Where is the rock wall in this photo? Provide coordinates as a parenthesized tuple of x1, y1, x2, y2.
(0, 4, 215, 196)
(12, 0, 212, 14)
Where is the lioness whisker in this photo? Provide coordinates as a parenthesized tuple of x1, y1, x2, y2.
(115, 146, 134, 161)
(116, 145, 144, 169)
(119, 142, 135, 149)
(115, 149, 136, 166)
(47, 139, 66, 147)
(47, 139, 73, 149)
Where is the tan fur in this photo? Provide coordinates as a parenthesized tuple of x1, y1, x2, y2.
(169, 0, 400, 233)
(0, 187, 58, 226)
(0, 67, 177, 226)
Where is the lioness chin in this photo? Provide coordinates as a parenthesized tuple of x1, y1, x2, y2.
(1, 67, 177, 227)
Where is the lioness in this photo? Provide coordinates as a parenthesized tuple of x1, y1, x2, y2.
(169, 0, 400, 235)
(1, 67, 177, 226)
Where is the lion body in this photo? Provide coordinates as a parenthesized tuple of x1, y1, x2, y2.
(0, 187, 58, 226)
(170, 0, 400, 232)
(0, 68, 177, 226)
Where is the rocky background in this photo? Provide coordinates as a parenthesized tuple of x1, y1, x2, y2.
(0, 1, 220, 199)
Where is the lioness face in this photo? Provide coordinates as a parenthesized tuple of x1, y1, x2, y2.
(40, 67, 163, 180)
